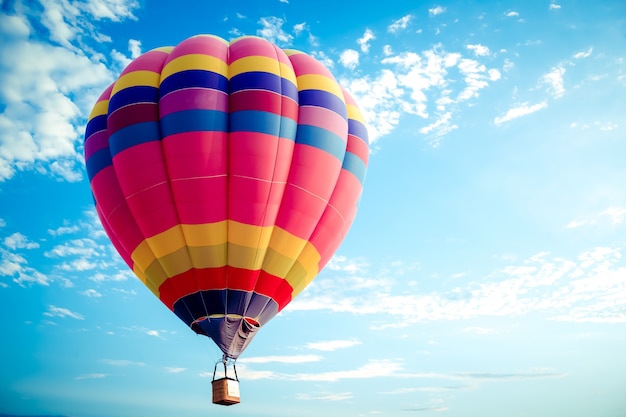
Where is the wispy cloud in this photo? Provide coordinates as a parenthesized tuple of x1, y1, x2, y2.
(305, 339, 362, 351)
(239, 355, 324, 364)
(289, 247, 626, 324)
(256, 16, 293, 46)
(102, 359, 145, 367)
(357, 29, 375, 53)
(296, 392, 353, 401)
(494, 101, 547, 125)
(541, 66, 566, 98)
(339, 49, 359, 70)
(429, 6, 446, 17)
(388, 15, 413, 34)
(165, 367, 187, 373)
(3, 232, 40, 250)
(75, 373, 109, 380)
(567, 207, 626, 228)
(44, 305, 85, 320)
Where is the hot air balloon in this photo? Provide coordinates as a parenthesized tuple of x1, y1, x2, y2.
(83, 34, 369, 404)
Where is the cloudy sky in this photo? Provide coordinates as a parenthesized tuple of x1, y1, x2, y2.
(1, 0, 626, 416)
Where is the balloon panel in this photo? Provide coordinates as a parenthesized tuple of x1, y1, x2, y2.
(84, 35, 369, 359)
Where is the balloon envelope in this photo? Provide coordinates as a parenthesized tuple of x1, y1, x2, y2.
(84, 35, 369, 359)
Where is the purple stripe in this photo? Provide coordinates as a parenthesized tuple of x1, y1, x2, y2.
(159, 88, 228, 117)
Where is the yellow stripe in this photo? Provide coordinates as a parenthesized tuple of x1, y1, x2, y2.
(296, 74, 344, 101)
(347, 103, 366, 125)
(129, 222, 322, 294)
(229, 56, 297, 86)
(282, 49, 304, 57)
(229, 221, 272, 248)
(88, 99, 109, 121)
(287, 242, 320, 297)
(181, 222, 227, 246)
(161, 54, 228, 82)
(149, 46, 174, 54)
(112, 70, 160, 95)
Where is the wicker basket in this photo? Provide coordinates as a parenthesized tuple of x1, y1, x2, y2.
(212, 377, 241, 405)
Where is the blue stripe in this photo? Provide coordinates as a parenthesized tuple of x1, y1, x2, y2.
(84, 114, 108, 141)
(161, 109, 228, 136)
(173, 289, 278, 327)
(86, 147, 112, 180)
(230, 110, 297, 140)
(299, 89, 347, 119)
(342, 152, 367, 184)
(160, 70, 228, 97)
(109, 121, 161, 156)
(108, 85, 158, 114)
(295, 125, 346, 161)
(348, 119, 369, 145)
(230, 71, 298, 101)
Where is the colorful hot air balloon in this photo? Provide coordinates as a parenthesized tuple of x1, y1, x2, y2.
(83, 35, 369, 361)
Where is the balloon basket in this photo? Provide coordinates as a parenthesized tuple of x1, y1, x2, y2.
(212, 378, 240, 405)
(212, 359, 240, 406)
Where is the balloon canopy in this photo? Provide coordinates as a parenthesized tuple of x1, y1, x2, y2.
(84, 35, 369, 359)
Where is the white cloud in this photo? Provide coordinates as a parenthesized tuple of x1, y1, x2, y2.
(573, 47, 592, 59)
(48, 224, 80, 236)
(165, 367, 187, 373)
(102, 359, 145, 366)
(357, 29, 375, 53)
(429, 6, 446, 17)
(75, 373, 109, 380)
(240, 355, 323, 364)
(466, 44, 490, 57)
(296, 392, 353, 401)
(82, 289, 102, 297)
(549, 3, 562, 10)
(339, 49, 360, 70)
(305, 340, 362, 351)
(568, 207, 626, 228)
(388, 15, 413, 33)
(293, 22, 307, 36)
(4, 232, 39, 250)
(128, 39, 142, 58)
(45, 305, 85, 320)
(541, 66, 566, 98)
(494, 101, 547, 125)
(290, 247, 626, 324)
(0, 3, 119, 183)
(257, 16, 293, 46)
(506, 11, 520, 17)
(146, 329, 161, 337)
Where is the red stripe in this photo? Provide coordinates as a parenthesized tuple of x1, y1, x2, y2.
(165, 35, 228, 62)
(347, 134, 369, 166)
(229, 90, 298, 120)
(158, 266, 292, 311)
(108, 103, 158, 133)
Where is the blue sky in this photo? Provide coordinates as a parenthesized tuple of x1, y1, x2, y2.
(1, 0, 626, 416)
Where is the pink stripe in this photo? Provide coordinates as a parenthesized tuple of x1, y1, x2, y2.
(112, 142, 166, 197)
(347, 134, 369, 165)
(120, 49, 170, 75)
(84, 130, 109, 161)
(275, 184, 328, 239)
(159, 88, 228, 117)
(166, 35, 228, 62)
(298, 105, 347, 140)
(228, 132, 291, 181)
(288, 145, 341, 199)
(229, 37, 286, 63)
(170, 176, 228, 224)
(125, 182, 179, 237)
(314, 172, 362, 268)
(288, 53, 334, 78)
(163, 131, 228, 179)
